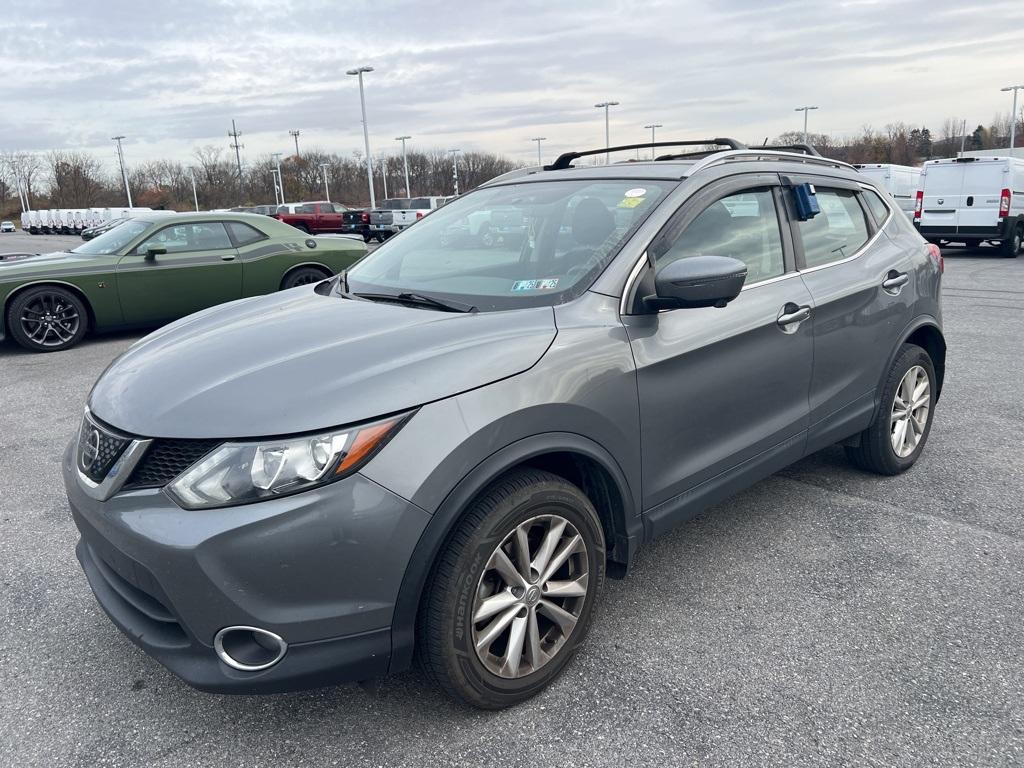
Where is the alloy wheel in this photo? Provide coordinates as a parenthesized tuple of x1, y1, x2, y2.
(890, 365, 930, 458)
(471, 513, 589, 679)
(19, 292, 81, 347)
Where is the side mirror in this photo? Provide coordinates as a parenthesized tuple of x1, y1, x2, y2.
(143, 245, 167, 260)
(646, 255, 747, 310)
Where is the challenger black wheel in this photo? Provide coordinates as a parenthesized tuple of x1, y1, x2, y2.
(6, 286, 88, 352)
(280, 266, 329, 290)
(419, 469, 605, 709)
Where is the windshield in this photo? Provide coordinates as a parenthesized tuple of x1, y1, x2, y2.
(71, 219, 150, 255)
(347, 179, 673, 310)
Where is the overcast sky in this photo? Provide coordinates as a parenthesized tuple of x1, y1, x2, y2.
(2, 0, 1023, 174)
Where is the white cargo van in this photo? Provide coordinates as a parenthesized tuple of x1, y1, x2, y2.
(915, 156, 1024, 256)
(854, 164, 921, 219)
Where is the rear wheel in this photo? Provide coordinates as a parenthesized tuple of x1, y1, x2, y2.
(418, 469, 605, 709)
(293, 223, 310, 234)
(845, 344, 936, 475)
(1000, 225, 1022, 258)
(6, 285, 88, 352)
(280, 266, 329, 290)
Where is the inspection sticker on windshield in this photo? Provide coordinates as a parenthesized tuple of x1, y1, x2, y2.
(512, 278, 559, 292)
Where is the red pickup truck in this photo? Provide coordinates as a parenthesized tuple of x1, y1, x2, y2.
(274, 201, 349, 234)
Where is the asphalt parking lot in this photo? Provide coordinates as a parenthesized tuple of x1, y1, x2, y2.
(1, 238, 1023, 767)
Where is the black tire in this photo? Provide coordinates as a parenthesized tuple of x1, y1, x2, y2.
(293, 224, 310, 234)
(845, 343, 936, 475)
(6, 285, 88, 353)
(418, 469, 606, 709)
(999, 225, 1022, 258)
(280, 266, 329, 290)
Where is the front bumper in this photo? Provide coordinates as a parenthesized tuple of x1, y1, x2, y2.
(64, 440, 431, 693)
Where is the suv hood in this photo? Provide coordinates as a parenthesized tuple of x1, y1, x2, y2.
(88, 287, 557, 439)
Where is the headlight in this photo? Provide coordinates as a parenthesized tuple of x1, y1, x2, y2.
(167, 414, 409, 510)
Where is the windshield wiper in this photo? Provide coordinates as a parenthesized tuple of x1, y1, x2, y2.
(353, 291, 477, 313)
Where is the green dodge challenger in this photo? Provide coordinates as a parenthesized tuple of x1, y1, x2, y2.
(0, 212, 366, 352)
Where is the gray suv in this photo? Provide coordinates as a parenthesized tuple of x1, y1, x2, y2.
(64, 140, 945, 709)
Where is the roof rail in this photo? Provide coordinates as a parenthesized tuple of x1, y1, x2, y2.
(687, 149, 857, 176)
(759, 143, 821, 157)
(545, 139, 746, 171)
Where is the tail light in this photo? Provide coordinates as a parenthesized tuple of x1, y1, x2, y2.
(999, 188, 1011, 218)
(361, 212, 369, 223)
(913, 190, 923, 220)
(416, 211, 424, 219)
(926, 243, 944, 274)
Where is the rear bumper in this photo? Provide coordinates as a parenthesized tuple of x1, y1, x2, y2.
(916, 222, 1012, 240)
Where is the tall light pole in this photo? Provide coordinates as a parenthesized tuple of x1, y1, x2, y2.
(530, 137, 547, 167)
(347, 66, 376, 209)
(189, 170, 199, 211)
(395, 135, 411, 197)
(380, 155, 389, 199)
(449, 148, 462, 196)
(644, 123, 662, 159)
(111, 135, 133, 207)
(1001, 84, 1024, 151)
(271, 152, 284, 205)
(270, 170, 281, 206)
(794, 106, 818, 145)
(289, 129, 301, 157)
(319, 163, 331, 202)
(594, 101, 619, 164)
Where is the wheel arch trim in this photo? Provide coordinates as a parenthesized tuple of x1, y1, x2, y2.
(877, 316, 946, 412)
(386, 431, 641, 675)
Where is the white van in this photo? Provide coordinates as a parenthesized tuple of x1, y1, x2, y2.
(915, 156, 1024, 256)
(854, 164, 921, 219)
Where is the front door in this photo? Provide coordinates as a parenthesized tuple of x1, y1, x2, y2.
(116, 220, 242, 324)
(621, 176, 814, 532)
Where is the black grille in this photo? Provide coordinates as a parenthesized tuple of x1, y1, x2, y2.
(77, 416, 131, 484)
(124, 439, 222, 489)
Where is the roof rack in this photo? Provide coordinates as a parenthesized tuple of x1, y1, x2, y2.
(688, 149, 857, 176)
(759, 143, 821, 157)
(545, 139, 746, 170)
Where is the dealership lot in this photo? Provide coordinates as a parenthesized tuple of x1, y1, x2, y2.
(1, 242, 1022, 765)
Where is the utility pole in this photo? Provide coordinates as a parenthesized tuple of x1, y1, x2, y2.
(595, 102, 619, 164)
(319, 163, 331, 202)
(794, 106, 818, 145)
(1001, 84, 1024, 152)
(449, 149, 462, 196)
(347, 66, 376, 209)
(395, 136, 412, 197)
(228, 120, 244, 204)
(189, 170, 199, 211)
(644, 124, 663, 159)
(111, 135, 133, 207)
(289, 129, 301, 157)
(271, 152, 284, 205)
(959, 119, 967, 157)
(530, 137, 547, 167)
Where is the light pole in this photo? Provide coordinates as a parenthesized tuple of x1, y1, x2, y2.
(111, 135, 133, 207)
(594, 101, 619, 164)
(289, 129, 301, 157)
(270, 170, 281, 206)
(1001, 84, 1024, 151)
(380, 155, 389, 199)
(319, 163, 331, 202)
(395, 135, 411, 197)
(347, 66, 376, 209)
(449, 148, 462, 196)
(271, 152, 285, 205)
(794, 106, 818, 145)
(189, 170, 199, 211)
(530, 137, 547, 167)
(644, 123, 662, 159)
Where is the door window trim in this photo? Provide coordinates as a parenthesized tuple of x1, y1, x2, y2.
(619, 173, 795, 315)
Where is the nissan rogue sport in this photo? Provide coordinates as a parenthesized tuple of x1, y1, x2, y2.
(64, 140, 945, 709)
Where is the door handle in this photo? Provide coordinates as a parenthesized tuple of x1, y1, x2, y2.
(220, 254, 237, 261)
(777, 304, 811, 327)
(882, 272, 908, 291)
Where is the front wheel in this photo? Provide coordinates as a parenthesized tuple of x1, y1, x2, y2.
(6, 286, 88, 352)
(419, 469, 605, 709)
(845, 343, 936, 475)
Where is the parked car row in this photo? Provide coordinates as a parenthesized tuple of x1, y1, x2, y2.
(18, 207, 157, 235)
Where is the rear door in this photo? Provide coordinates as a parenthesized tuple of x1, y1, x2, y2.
(317, 203, 343, 232)
(919, 162, 965, 231)
(622, 174, 814, 528)
(958, 160, 1007, 232)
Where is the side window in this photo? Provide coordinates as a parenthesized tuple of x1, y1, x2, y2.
(299, 204, 316, 214)
(332, 203, 347, 213)
(226, 221, 267, 246)
(657, 187, 785, 284)
(863, 189, 891, 226)
(797, 188, 871, 268)
(138, 222, 232, 254)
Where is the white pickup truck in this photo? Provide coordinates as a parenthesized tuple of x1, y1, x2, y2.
(368, 196, 447, 240)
